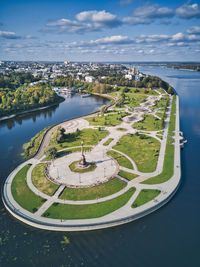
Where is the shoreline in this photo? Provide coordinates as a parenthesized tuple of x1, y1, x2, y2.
(2, 91, 182, 231)
(0, 96, 64, 122)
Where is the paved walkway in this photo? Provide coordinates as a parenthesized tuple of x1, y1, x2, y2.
(2, 91, 182, 231)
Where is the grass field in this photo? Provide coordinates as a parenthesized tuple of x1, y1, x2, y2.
(124, 94, 147, 108)
(114, 134, 160, 173)
(69, 161, 97, 173)
(32, 164, 59, 195)
(153, 96, 169, 109)
(103, 138, 114, 146)
(51, 128, 108, 150)
(11, 164, 45, 213)
(22, 126, 50, 159)
(42, 146, 92, 161)
(142, 137, 174, 184)
(132, 189, 160, 208)
(43, 187, 135, 219)
(59, 178, 126, 200)
(168, 96, 176, 136)
(142, 97, 176, 184)
(133, 114, 163, 131)
(86, 112, 128, 126)
(116, 127, 127, 131)
(118, 170, 138, 181)
(107, 150, 133, 169)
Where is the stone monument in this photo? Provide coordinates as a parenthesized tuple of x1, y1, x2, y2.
(79, 141, 87, 167)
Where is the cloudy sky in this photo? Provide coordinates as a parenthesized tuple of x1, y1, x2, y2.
(0, 0, 200, 61)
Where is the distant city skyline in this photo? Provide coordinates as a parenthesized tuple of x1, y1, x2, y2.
(0, 0, 200, 61)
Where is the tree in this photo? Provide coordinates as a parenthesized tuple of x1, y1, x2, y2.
(51, 126, 65, 143)
(44, 146, 57, 159)
(100, 105, 108, 114)
(116, 97, 124, 107)
(168, 86, 174, 95)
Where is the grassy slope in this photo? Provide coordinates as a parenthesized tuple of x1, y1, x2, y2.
(42, 147, 92, 161)
(118, 170, 138, 181)
(86, 112, 128, 126)
(43, 187, 135, 219)
(134, 114, 163, 131)
(22, 126, 50, 159)
(114, 134, 160, 173)
(69, 161, 96, 173)
(142, 96, 176, 184)
(103, 138, 114, 146)
(59, 178, 126, 200)
(132, 189, 160, 208)
(11, 164, 45, 213)
(107, 150, 133, 169)
(32, 164, 59, 196)
(51, 128, 108, 150)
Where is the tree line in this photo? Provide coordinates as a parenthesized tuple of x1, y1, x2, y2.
(0, 83, 62, 117)
(0, 72, 40, 91)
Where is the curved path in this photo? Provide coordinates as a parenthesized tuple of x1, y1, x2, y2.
(2, 91, 182, 231)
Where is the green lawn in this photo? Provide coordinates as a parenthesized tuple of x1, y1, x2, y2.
(142, 137, 174, 184)
(156, 112, 164, 119)
(51, 128, 108, 150)
(59, 178, 126, 200)
(124, 94, 147, 108)
(22, 126, 50, 159)
(69, 161, 96, 173)
(153, 96, 169, 109)
(133, 114, 163, 131)
(132, 189, 160, 208)
(86, 112, 128, 126)
(11, 164, 46, 213)
(103, 138, 114, 146)
(43, 147, 92, 161)
(32, 164, 59, 196)
(116, 127, 127, 131)
(168, 96, 176, 136)
(114, 134, 160, 173)
(43, 187, 135, 219)
(118, 170, 138, 181)
(107, 150, 133, 169)
(142, 97, 176, 184)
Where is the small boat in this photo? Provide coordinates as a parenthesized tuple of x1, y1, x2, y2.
(81, 94, 91, 98)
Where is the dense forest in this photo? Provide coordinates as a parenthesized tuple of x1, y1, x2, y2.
(0, 83, 63, 117)
(0, 72, 40, 90)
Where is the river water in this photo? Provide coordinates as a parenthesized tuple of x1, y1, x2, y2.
(0, 67, 200, 267)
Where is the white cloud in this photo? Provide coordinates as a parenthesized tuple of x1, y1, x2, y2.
(0, 31, 21, 39)
(76, 10, 121, 28)
(136, 34, 170, 44)
(187, 26, 200, 34)
(132, 4, 174, 18)
(66, 35, 132, 48)
(176, 3, 200, 19)
(123, 3, 174, 25)
(46, 10, 121, 33)
(171, 32, 185, 41)
(123, 16, 152, 25)
(91, 35, 131, 45)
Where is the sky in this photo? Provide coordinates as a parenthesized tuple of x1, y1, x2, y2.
(0, 0, 200, 62)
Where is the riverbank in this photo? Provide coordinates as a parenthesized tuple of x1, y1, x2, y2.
(0, 95, 65, 122)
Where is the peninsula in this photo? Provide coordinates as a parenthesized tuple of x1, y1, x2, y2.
(2, 64, 183, 231)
